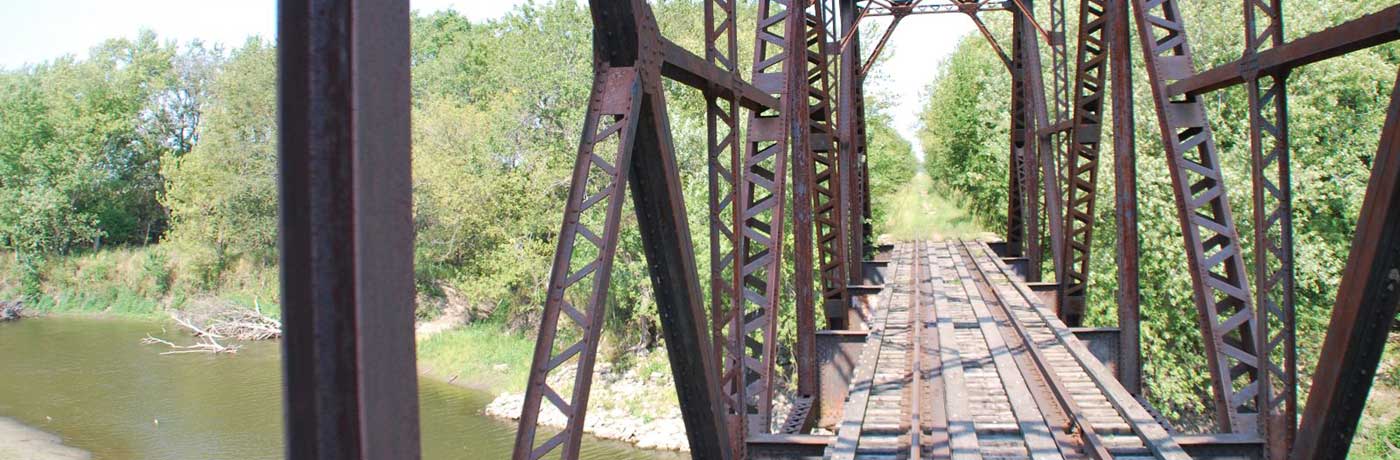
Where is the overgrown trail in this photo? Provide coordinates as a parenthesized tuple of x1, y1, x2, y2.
(881, 172, 991, 242)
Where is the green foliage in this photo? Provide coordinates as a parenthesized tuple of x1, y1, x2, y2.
(881, 173, 987, 241)
(162, 38, 277, 273)
(142, 248, 173, 295)
(1, 2, 918, 396)
(0, 31, 181, 253)
(918, 0, 1400, 424)
(917, 32, 1010, 231)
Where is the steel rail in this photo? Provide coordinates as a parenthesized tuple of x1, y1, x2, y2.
(969, 241, 1192, 460)
(908, 241, 924, 460)
(958, 241, 1111, 460)
(826, 245, 910, 460)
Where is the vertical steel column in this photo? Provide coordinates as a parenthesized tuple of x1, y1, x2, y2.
(812, 0, 852, 327)
(705, 0, 746, 451)
(838, 0, 866, 303)
(515, 3, 730, 459)
(1291, 65, 1400, 460)
(1058, 0, 1111, 326)
(735, 0, 796, 436)
(1242, 0, 1296, 454)
(1049, 0, 1072, 209)
(1129, 0, 1262, 432)
(1010, 1, 1042, 278)
(1008, 114, 1028, 259)
(1023, 0, 1068, 288)
(1108, 0, 1141, 396)
(276, 1, 420, 459)
(785, 0, 838, 433)
(788, 0, 816, 417)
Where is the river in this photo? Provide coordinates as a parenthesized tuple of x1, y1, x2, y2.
(0, 317, 684, 460)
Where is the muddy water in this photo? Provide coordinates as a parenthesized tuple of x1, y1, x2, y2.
(0, 317, 683, 460)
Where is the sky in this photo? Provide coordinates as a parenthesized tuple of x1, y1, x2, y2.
(0, 1, 974, 158)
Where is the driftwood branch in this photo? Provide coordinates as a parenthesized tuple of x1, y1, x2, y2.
(141, 333, 239, 355)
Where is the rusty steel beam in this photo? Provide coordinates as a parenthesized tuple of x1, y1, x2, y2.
(1107, 0, 1141, 395)
(863, 0, 1010, 16)
(704, 0, 747, 454)
(838, 0, 868, 325)
(1291, 64, 1400, 460)
(662, 39, 780, 111)
(1129, 0, 1263, 432)
(629, 54, 735, 460)
(789, 10, 817, 404)
(1009, 0, 1041, 277)
(276, 1, 420, 459)
(811, 0, 853, 327)
(1057, 0, 1111, 326)
(1049, 0, 1070, 121)
(1021, 0, 1068, 288)
(512, 64, 644, 460)
(1171, 5, 1400, 97)
(731, 0, 798, 437)
(783, 0, 847, 433)
(1242, 0, 1296, 456)
(514, 3, 730, 459)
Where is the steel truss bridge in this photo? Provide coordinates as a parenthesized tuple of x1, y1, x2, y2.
(272, 1, 1400, 459)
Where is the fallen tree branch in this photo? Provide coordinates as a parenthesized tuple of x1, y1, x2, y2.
(141, 333, 239, 355)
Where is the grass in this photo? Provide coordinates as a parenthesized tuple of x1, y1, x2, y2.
(1354, 412, 1400, 459)
(0, 245, 278, 318)
(879, 172, 989, 242)
(416, 322, 537, 394)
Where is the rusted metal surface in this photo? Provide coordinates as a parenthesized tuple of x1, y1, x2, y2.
(1057, 0, 1111, 326)
(1108, 0, 1141, 396)
(276, 1, 421, 459)
(1020, 0, 1069, 288)
(705, 0, 746, 453)
(786, 0, 841, 434)
(662, 40, 780, 111)
(1291, 67, 1400, 460)
(1008, 0, 1032, 265)
(1129, 0, 1263, 432)
(816, 330, 868, 428)
(514, 3, 732, 459)
(1009, 2, 1041, 279)
(863, 0, 1011, 16)
(732, 0, 797, 437)
(1170, 4, 1400, 97)
(1242, 0, 1296, 456)
(808, 0, 853, 328)
(512, 63, 646, 460)
(837, 0, 867, 321)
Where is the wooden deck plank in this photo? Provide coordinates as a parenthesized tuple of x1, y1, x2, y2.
(947, 244, 1064, 460)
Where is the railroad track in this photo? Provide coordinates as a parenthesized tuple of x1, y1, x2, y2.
(826, 241, 1190, 460)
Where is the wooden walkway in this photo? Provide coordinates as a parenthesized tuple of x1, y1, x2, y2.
(825, 241, 1190, 460)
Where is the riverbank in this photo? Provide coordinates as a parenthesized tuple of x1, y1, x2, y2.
(0, 417, 89, 460)
(414, 321, 695, 451)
